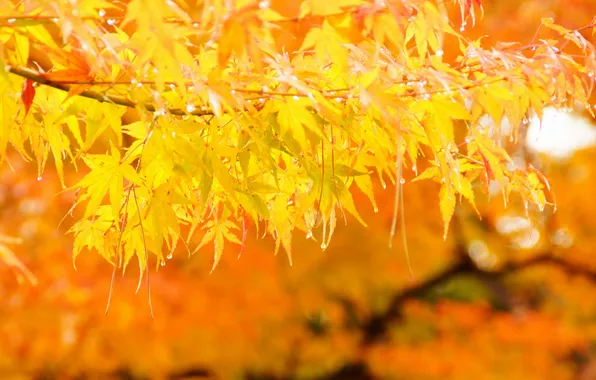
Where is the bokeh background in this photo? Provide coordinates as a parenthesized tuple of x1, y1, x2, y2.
(2, 0, 596, 379)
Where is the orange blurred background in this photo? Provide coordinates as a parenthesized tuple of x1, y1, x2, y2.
(2, 0, 596, 379)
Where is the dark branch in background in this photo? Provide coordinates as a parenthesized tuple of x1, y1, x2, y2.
(364, 253, 473, 344)
(499, 255, 596, 280)
(168, 368, 213, 379)
(363, 249, 596, 345)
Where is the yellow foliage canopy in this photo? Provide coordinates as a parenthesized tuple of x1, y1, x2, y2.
(0, 0, 594, 284)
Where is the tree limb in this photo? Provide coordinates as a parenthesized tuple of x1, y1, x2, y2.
(6, 65, 216, 116)
(363, 255, 473, 344)
(363, 249, 596, 344)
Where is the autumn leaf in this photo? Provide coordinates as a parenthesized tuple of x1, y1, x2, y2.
(20, 79, 35, 116)
(439, 183, 456, 239)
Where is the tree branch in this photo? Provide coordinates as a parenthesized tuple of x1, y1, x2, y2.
(6, 65, 216, 116)
(363, 254, 473, 344)
(363, 249, 596, 344)
(498, 254, 596, 280)
(6, 65, 509, 121)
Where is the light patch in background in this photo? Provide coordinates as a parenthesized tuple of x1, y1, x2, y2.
(526, 107, 596, 159)
(495, 215, 541, 250)
(468, 240, 497, 270)
(552, 228, 574, 248)
(511, 228, 540, 250)
(495, 215, 532, 235)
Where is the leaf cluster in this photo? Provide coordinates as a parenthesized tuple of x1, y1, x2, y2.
(0, 0, 594, 282)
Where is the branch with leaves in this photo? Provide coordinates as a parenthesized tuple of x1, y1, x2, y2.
(0, 0, 595, 295)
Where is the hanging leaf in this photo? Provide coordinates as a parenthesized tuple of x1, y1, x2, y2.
(21, 79, 35, 116)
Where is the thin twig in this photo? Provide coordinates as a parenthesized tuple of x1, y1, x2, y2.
(388, 143, 402, 249)
(6, 66, 215, 116)
(399, 164, 413, 278)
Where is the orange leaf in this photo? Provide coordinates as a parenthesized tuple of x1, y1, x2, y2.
(218, 16, 247, 66)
